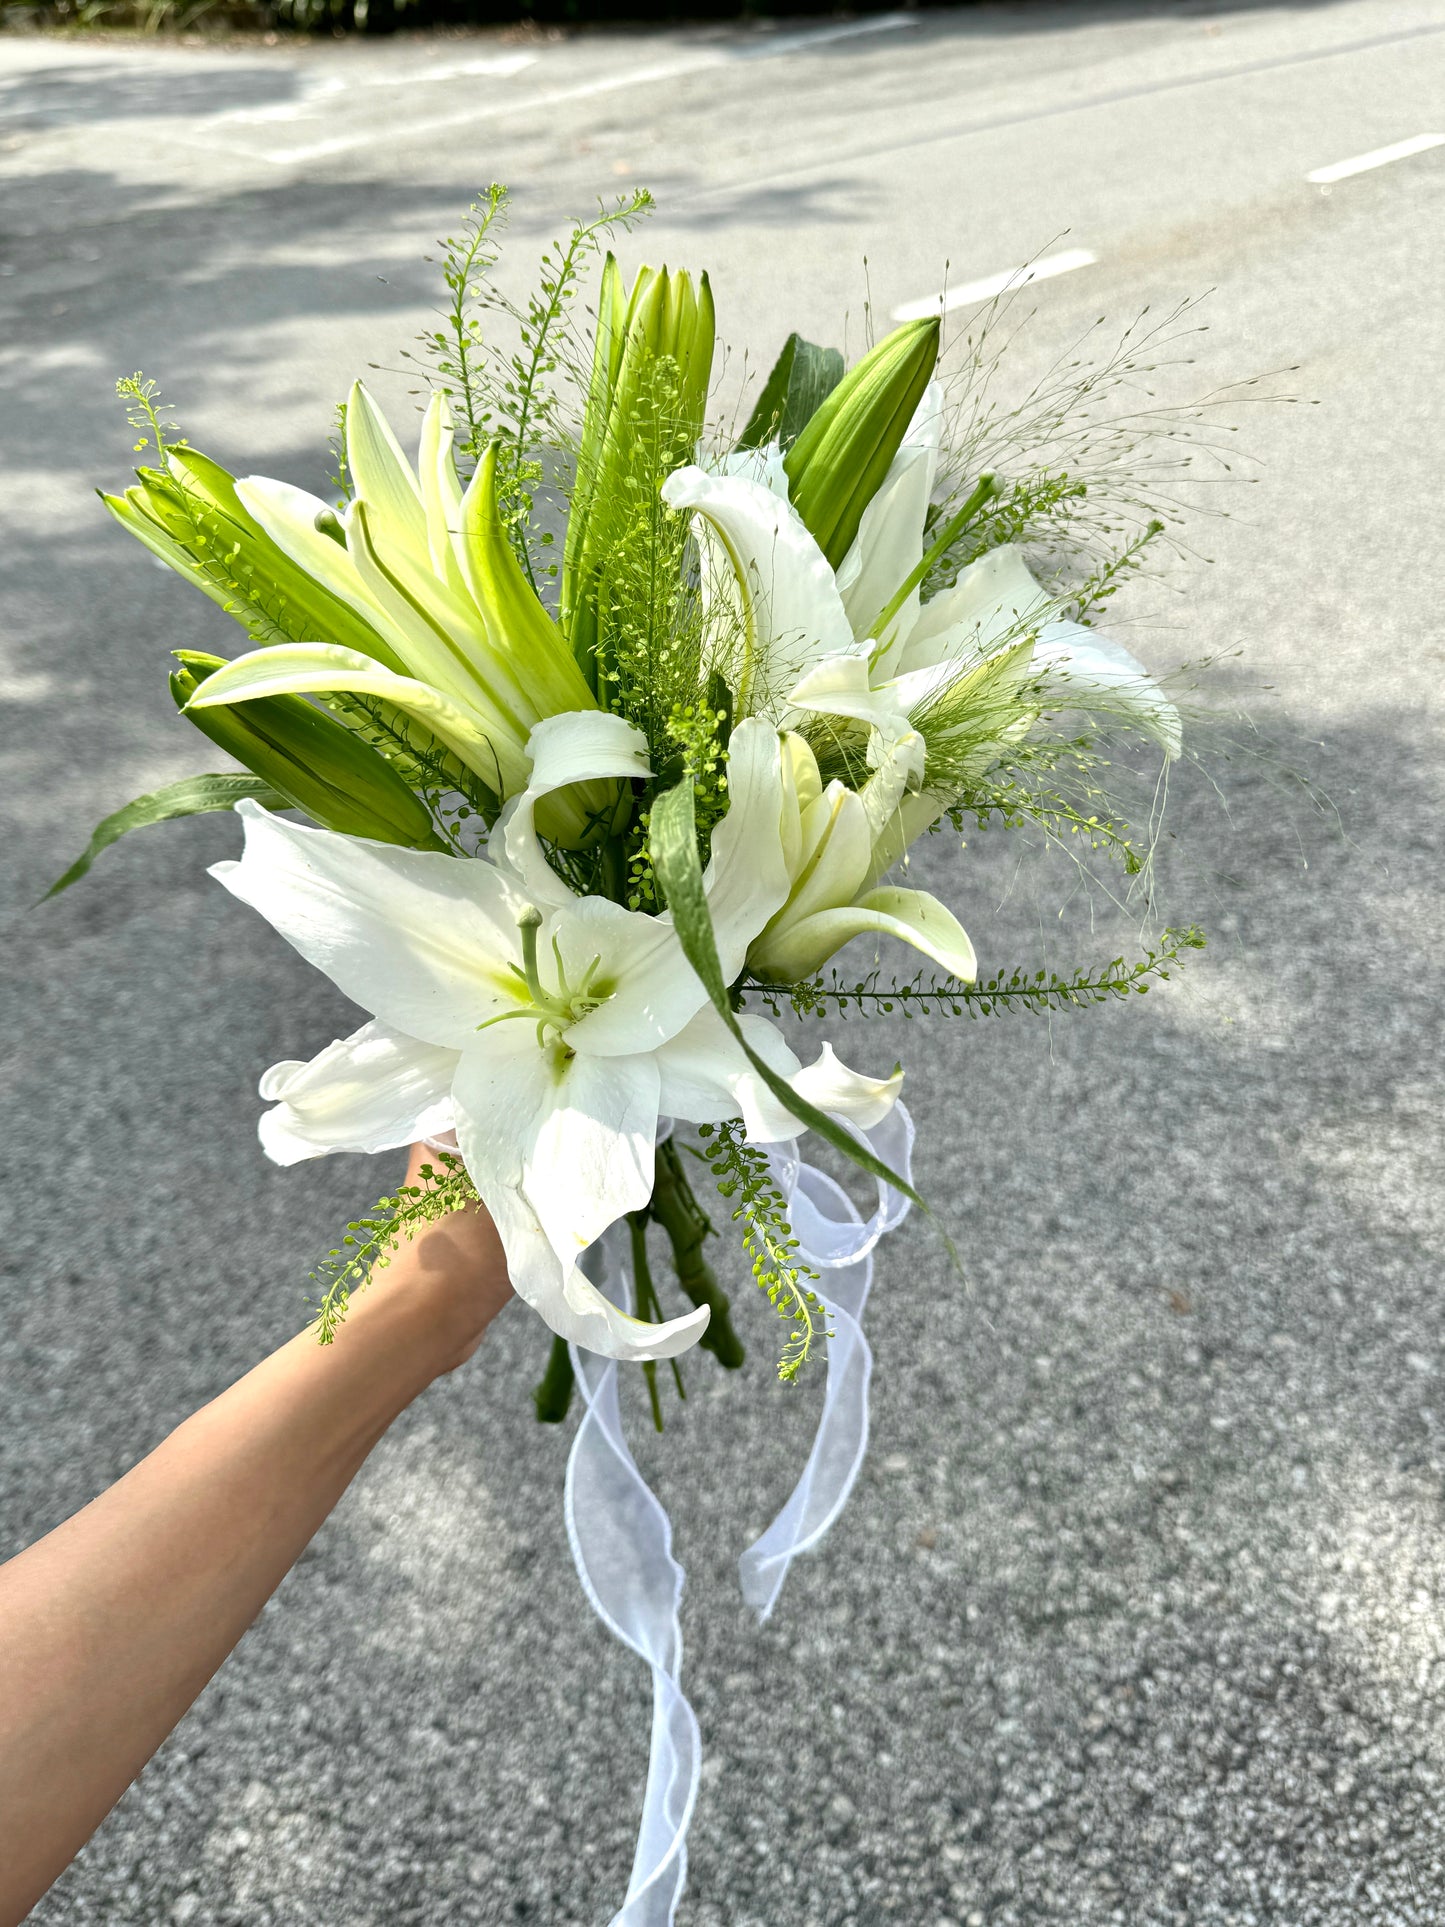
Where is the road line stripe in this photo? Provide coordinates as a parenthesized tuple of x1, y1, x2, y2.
(261, 15, 917, 167)
(892, 248, 1097, 323)
(1306, 132, 1445, 183)
(675, 17, 1445, 218)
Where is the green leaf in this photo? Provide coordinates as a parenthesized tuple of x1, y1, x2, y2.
(649, 773, 924, 1210)
(41, 774, 285, 902)
(737, 332, 846, 451)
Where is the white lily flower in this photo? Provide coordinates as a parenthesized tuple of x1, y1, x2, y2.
(186, 384, 606, 845)
(212, 712, 902, 1361)
(889, 541, 1183, 759)
(748, 733, 976, 984)
(664, 384, 1181, 764)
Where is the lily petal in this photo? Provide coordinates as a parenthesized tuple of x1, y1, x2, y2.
(835, 388, 943, 650)
(661, 465, 854, 717)
(344, 380, 431, 569)
(778, 731, 823, 877)
(211, 801, 528, 1050)
(234, 475, 391, 640)
(765, 780, 872, 937)
(456, 447, 599, 726)
(748, 882, 976, 983)
(493, 710, 651, 913)
(345, 498, 531, 737)
(655, 1003, 901, 1143)
(789, 1041, 905, 1132)
(528, 709, 651, 792)
(559, 896, 710, 1056)
(715, 442, 792, 500)
(897, 542, 1050, 675)
(257, 1019, 459, 1164)
(185, 641, 527, 797)
(452, 1028, 708, 1361)
(1033, 620, 1182, 758)
(416, 392, 471, 601)
(859, 722, 927, 846)
(863, 788, 951, 891)
(852, 885, 977, 977)
(654, 1003, 802, 1138)
(787, 648, 912, 738)
(701, 716, 793, 979)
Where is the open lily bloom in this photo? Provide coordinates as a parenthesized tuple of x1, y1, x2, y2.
(213, 713, 902, 1361)
(185, 384, 605, 846)
(663, 387, 1181, 773)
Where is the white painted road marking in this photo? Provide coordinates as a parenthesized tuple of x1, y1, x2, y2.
(892, 247, 1098, 323)
(257, 14, 918, 167)
(1306, 132, 1445, 183)
(216, 52, 538, 126)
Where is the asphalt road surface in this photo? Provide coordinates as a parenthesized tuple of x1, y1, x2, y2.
(4, 2, 1445, 1922)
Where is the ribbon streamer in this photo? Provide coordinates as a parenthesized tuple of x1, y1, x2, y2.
(562, 1105, 915, 1925)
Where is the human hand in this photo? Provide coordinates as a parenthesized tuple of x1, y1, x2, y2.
(364, 1142, 515, 1379)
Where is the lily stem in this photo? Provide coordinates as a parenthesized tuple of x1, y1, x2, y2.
(628, 1211, 666, 1433)
(867, 470, 998, 642)
(532, 1334, 575, 1425)
(651, 1138, 746, 1370)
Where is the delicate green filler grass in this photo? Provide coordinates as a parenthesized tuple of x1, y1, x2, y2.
(310, 1154, 480, 1342)
(695, 1121, 828, 1383)
(747, 927, 1205, 1020)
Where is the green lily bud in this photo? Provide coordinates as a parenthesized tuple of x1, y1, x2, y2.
(457, 444, 617, 849)
(783, 316, 941, 571)
(562, 254, 716, 684)
(460, 443, 596, 724)
(171, 651, 443, 850)
(104, 448, 405, 673)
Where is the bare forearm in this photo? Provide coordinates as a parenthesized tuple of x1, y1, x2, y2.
(0, 1188, 508, 1925)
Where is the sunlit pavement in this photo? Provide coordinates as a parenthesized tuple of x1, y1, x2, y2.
(4, 3, 1445, 1920)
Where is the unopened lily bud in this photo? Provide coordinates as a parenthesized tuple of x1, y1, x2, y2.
(783, 316, 940, 571)
(562, 254, 716, 681)
(171, 651, 442, 850)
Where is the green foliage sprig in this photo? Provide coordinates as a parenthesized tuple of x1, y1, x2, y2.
(922, 468, 1087, 594)
(414, 185, 508, 478)
(119, 373, 186, 460)
(696, 1121, 828, 1383)
(325, 692, 500, 842)
(946, 766, 1144, 874)
(116, 378, 297, 654)
(310, 1153, 479, 1343)
(748, 926, 1205, 1021)
(1070, 517, 1166, 624)
(624, 693, 731, 911)
(412, 184, 655, 585)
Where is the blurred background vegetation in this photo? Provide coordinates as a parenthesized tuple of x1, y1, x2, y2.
(2, 0, 891, 32)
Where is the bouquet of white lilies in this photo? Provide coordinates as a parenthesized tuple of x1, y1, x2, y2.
(51, 187, 1206, 1920)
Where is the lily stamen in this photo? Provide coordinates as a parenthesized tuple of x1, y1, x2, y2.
(479, 908, 609, 1041)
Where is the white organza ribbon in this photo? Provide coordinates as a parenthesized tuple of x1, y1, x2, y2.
(565, 1221, 699, 1927)
(563, 1103, 915, 1925)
